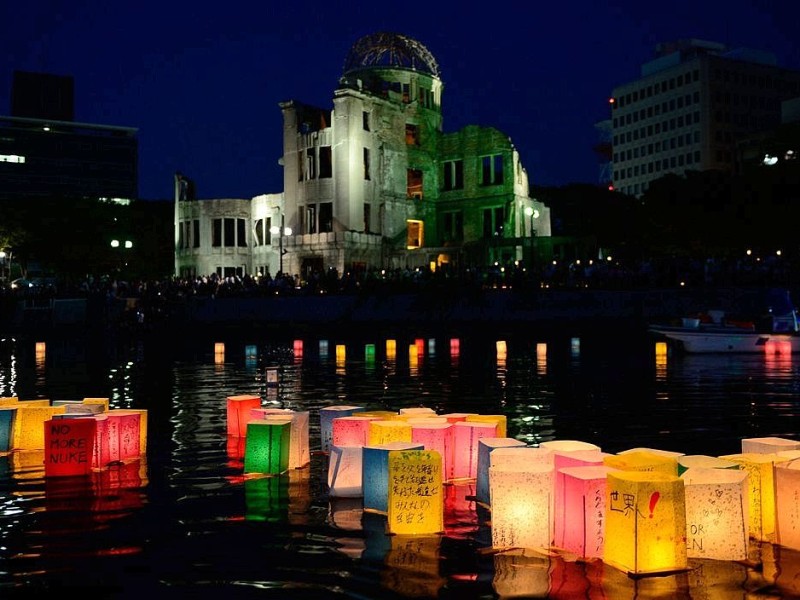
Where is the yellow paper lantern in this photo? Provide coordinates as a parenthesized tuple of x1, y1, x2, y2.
(387, 449, 443, 535)
(719, 452, 791, 541)
(775, 458, 800, 551)
(368, 420, 412, 446)
(13, 405, 67, 450)
(680, 467, 750, 560)
(677, 454, 739, 476)
(82, 397, 110, 411)
(489, 462, 554, 552)
(604, 471, 688, 576)
(604, 450, 679, 476)
(465, 414, 507, 438)
(385, 339, 396, 360)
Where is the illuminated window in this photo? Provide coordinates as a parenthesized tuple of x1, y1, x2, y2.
(407, 220, 423, 249)
(407, 169, 423, 199)
(481, 154, 503, 186)
(443, 160, 463, 190)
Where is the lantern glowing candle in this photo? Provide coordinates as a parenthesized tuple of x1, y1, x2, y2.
(214, 342, 225, 363)
(335, 344, 346, 363)
(387, 449, 444, 535)
(554, 465, 615, 559)
(489, 462, 554, 551)
(226, 394, 262, 437)
(319, 405, 365, 453)
(410, 421, 453, 480)
(0, 407, 16, 452)
(603, 450, 679, 476)
(680, 467, 749, 560)
(362, 441, 424, 514)
(475, 437, 527, 506)
(775, 459, 800, 551)
(385, 339, 396, 360)
(364, 343, 376, 364)
(293, 339, 304, 357)
(44, 417, 96, 477)
(332, 416, 377, 448)
(465, 414, 507, 438)
(449, 338, 460, 357)
(741, 437, 800, 454)
(415, 338, 425, 356)
(452, 421, 498, 481)
(108, 410, 142, 461)
(368, 420, 412, 446)
(327, 444, 364, 497)
(604, 471, 688, 576)
(13, 405, 67, 450)
(259, 408, 310, 469)
(243, 418, 292, 475)
(720, 452, 791, 541)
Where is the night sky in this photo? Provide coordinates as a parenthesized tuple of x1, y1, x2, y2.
(2, 1, 799, 201)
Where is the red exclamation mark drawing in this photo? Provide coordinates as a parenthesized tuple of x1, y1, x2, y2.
(649, 491, 660, 518)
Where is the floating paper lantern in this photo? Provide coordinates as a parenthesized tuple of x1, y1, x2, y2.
(336, 344, 346, 363)
(319, 405, 365, 453)
(108, 409, 142, 461)
(618, 447, 684, 459)
(226, 394, 261, 437)
(680, 467, 749, 560)
(245, 344, 258, 359)
(408, 344, 418, 368)
(415, 338, 425, 356)
(358, 410, 399, 419)
(399, 407, 437, 417)
(385, 339, 396, 360)
(0, 396, 19, 405)
(465, 414, 506, 438)
(452, 421, 499, 481)
(319, 339, 329, 357)
(411, 422, 454, 481)
(92, 410, 142, 467)
(742, 437, 800, 455)
(677, 454, 739, 476)
(387, 449, 443, 535)
(540, 439, 602, 471)
(604, 450, 679, 476)
(364, 343, 376, 364)
(604, 471, 687, 576)
(496, 340, 507, 360)
(775, 459, 800, 551)
(449, 338, 460, 357)
(571, 337, 581, 356)
(332, 415, 376, 448)
(368, 420, 412, 446)
(489, 462, 554, 551)
(555, 465, 615, 558)
(439, 412, 476, 424)
(243, 418, 292, 475)
(475, 437, 527, 506)
(82, 397, 110, 411)
(257, 408, 310, 469)
(427, 338, 436, 356)
(293, 339, 304, 357)
(0, 407, 16, 452)
(719, 452, 791, 541)
(362, 441, 424, 514)
(265, 367, 279, 388)
(13, 405, 66, 450)
(214, 342, 225, 363)
(328, 444, 364, 498)
(52, 401, 104, 415)
(44, 418, 96, 477)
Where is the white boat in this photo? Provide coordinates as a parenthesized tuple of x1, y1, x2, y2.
(649, 289, 800, 354)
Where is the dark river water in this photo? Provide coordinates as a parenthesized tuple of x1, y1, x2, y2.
(1, 323, 800, 599)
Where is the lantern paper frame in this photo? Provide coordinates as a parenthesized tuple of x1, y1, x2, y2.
(243, 418, 292, 475)
(475, 437, 527, 507)
(319, 406, 365, 453)
(362, 441, 424, 514)
(489, 462, 554, 552)
(554, 465, 615, 558)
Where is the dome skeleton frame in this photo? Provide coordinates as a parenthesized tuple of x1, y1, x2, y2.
(343, 32, 440, 78)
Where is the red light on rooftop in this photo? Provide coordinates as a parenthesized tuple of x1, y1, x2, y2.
(608, 97, 615, 104)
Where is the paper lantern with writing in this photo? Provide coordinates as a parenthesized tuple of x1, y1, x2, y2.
(475, 437, 527, 506)
(555, 465, 615, 558)
(331, 416, 376, 448)
(680, 467, 749, 560)
(226, 395, 261, 437)
(465, 414, 507, 437)
(719, 452, 790, 541)
(410, 422, 453, 481)
(774, 459, 800, 551)
(604, 450, 679, 476)
(363, 441, 424, 514)
(742, 437, 800, 455)
(45, 418, 96, 477)
(243, 418, 291, 475)
(319, 406, 365, 453)
(489, 462, 554, 552)
(0, 407, 16, 452)
(257, 408, 310, 469)
(328, 444, 364, 497)
(13, 405, 66, 450)
(677, 454, 739, 476)
(367, 420, 412, 446)
(387, 449, 443, 535)
(93, 411, 142, 467)
(604, 471, 687, 576)
(452, 421, 498, 481)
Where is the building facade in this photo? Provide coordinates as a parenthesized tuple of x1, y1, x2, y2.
(610, 39, 800, 197)
(174, 32, 549, 281)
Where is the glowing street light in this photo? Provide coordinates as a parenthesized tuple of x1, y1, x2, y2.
(270, 210, 292, 275)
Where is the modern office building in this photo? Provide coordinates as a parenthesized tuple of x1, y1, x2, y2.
(174, 32, 550, 281)
(609, 39, 800, 197)
(0, 70, 138, 202)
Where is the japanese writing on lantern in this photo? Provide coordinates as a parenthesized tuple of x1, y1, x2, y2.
(609, 489, 638, 517)
(388, 451, 442, 531)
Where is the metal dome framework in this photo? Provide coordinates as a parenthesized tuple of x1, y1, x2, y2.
(343, 32, 440, 78)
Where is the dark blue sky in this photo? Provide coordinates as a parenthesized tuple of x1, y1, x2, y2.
(2, 1, 799, 200)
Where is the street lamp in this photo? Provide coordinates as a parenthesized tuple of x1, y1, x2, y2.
(270, 212, 292, 275)
(524, 206, 540, 266)
(110, 239, 133, 275)
(0, 250, 9, 283)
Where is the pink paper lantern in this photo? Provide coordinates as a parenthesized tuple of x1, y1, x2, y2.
(410, 422, 454, 480)
(44, 417, 97, 477)
(554, 465, 615, 558)
(451, 421, 498, 481)
(332, 416, 377, 448)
